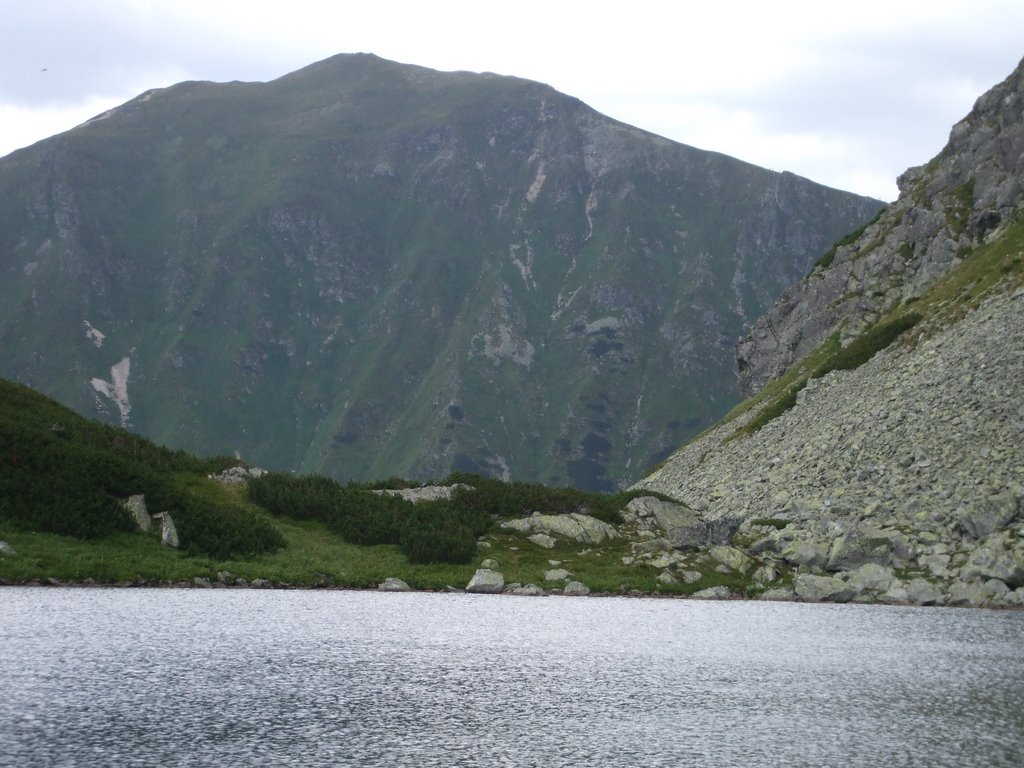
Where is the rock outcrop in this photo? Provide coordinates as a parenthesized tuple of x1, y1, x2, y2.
(736, 56, 1024, 396)
(634, 58, 1024, 608)
(500, 512, 620, 545)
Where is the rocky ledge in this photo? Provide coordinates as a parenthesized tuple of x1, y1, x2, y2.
(637, 288, 1024, 608)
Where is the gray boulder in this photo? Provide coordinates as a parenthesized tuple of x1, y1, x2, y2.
(709, 545, 753, 574)
(691, 585, 733, 599)
(377, 483, 472, 504)
(501, 512, 619, 545)
(151, 512, 179, 548)
(527, 533, 557, 549)
(845, 563, 895, 594)
(960, 545, 1024, 588)
(826, 526, 893, 571)
(466, 568, 505, 594)
(379, 577, 412, 592)
(903, 578, 944, 606)
(563, 581, 591, 596)
(959, 492, 1021, 539)
(123, 494, 152, 532)
(781, 540, 830, 570)
(794, 574, 856, 602)
(508, 584, 546, 596)
(0, 540, 15, 556)
(627, 497, 708, 548)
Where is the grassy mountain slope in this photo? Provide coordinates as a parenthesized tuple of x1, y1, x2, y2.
(0, 54, 882, 491)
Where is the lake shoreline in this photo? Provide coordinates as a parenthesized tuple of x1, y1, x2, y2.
(3, 577, 1020, 610)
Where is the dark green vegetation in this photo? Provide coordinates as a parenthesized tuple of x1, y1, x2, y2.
(0, 379, 283, 558)
(0, 53, 883, 492)
(0, 379, 681, 589)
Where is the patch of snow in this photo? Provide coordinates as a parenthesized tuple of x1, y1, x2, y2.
(90, 356, 131, 427)
(83, 320, 105, 348)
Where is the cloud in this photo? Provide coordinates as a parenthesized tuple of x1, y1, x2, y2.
(1, 0, 1022, 200)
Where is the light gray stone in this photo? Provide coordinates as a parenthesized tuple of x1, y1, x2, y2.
(709, 545, 753, 574)
(563, 581, 591, 596)
(0, 540, 15, 556)
(480, 558, 500, 570)
(508, 584, 546, 596)
(377, 484, 472, 503)
(123, 494, 152, 532)
(903, 578, 944, 606)
(379, 577, 412, 592)
(959, 493, 1021, 539)
(961, 546, 1024, 588)
(152, 512, 179, 548)
(527, 533, 557, 549)
(845, 563, 895, 594)
(794, 573, 856, 602)
(826, 526, 893, 571)
(500, 512, 619, 544)
(691, 585, 733, 599)
(466, 568, 504, 594)
(781, 540, 830, 570)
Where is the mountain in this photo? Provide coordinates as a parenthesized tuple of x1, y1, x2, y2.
(634, 57, 1024, 607)
(0, 53, 882, 490)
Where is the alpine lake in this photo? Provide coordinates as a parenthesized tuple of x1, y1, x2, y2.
(2, 587, 1022, 767)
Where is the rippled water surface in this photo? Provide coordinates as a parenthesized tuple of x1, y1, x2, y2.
(1, 588, 1022, 767)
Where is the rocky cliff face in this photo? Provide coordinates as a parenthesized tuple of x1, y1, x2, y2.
(736, 56, 1024, 397)
(0, 54, 881, 490)
(634, 58, 1024, 607)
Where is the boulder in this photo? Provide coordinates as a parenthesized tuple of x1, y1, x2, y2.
(466, 569, 504, 594)
(500, 512, 619, 544)
(960, 545, 1024, 588)
(780, 540, 830, 570)
(959, 492, 1021, 539)
(151, 512, 179, 548)
(0, 541, 15, 556)
(656, 570, 678, 585)
(947, 579, 1004, 607)
(480, 558, 500, 570)
(759, 587, 796, 601)
(794, 574, 856, 602)
(379, 577, 412, 592)
(627, 497, 709, 549)
(751, 564, 779, 584)
(508, 584, 546, 596)
(123, 494, 152, 532)
(563, 581, 591, 596)
(826, 526, 892, 571)
(845, 563, 895, 594)
(709, 545, 753, 574)
(377, 483, 472, 503)
(691, 585, 733, 599)
(903, 578, 944, 606)
(527, 533, 557, 549)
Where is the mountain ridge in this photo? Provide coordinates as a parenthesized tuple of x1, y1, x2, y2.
(0, 53, 882, 490)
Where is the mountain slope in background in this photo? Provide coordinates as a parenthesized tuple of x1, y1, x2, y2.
(0, 54, 881, 490)
(635, 57, 1024, 607)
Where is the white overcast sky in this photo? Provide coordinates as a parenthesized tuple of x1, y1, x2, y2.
(1, 0, 1022, 201)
